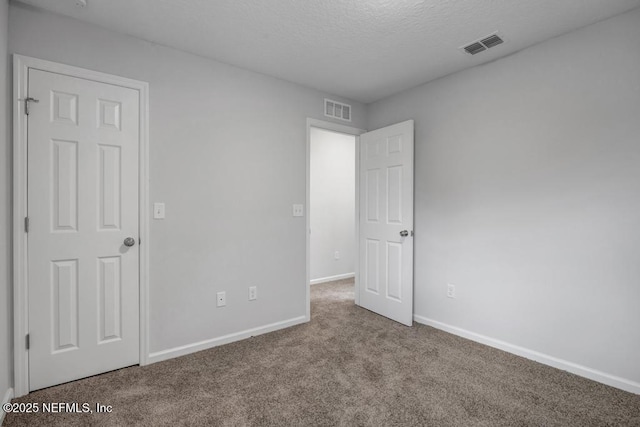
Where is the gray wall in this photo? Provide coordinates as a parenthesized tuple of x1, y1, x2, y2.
(8, 2, 366, 356)
(0, 0, 11, 405)
(368, 9, 640, 385)
(310, 127, 355, 282)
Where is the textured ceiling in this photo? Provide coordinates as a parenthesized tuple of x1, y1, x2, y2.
(15, 0, 640, 103)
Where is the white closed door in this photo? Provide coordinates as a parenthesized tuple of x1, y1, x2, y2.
(358, 120, 414, 326)
(27, 69, 140, 390)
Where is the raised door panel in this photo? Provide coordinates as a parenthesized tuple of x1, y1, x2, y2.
(365, 239, 380, 294)
(51, 139, 78, 232)
(386, 165, 402, 225)
(51, 91, 78, 126)
(386, 243, 402, 302)
(98, 99, 122, 131)
(51, 259, 79, 353)
(98, 257, 122, 343)
(98, 144, 121, 230)
(366, 169, 380, 223)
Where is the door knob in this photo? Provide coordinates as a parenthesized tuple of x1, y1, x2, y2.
(400, 230, 409, 237)
(124, 237, 136, 247)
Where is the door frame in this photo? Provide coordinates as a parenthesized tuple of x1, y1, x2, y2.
(305, 118, 365, 320)
(12, 55, 150, 397)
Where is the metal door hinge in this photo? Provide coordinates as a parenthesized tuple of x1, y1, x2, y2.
(25, 217, 29, 233)
(25, 97, 40, 115)
(26, 334, 30, 350)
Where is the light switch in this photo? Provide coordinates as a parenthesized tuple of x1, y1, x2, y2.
(292, 204, 304, 217)
(153, 203, 165, 219)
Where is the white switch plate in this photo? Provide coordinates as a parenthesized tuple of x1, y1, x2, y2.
(153, 203, 165, 219)
(217, 291, 226, 307)
(248, 286, 257, 301)
(334, 251, 340, 260)
(292, 204, 304, 217)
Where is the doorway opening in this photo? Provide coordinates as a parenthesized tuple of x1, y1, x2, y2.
(310, 126, 356, 292)
(305, 119, 364, 320)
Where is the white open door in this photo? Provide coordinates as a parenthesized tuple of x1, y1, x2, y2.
(27, 68, 140, 390)
(358, 120, 414, 326)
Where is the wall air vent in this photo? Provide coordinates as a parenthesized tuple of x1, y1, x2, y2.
(461, 32, 505, 55)
(324, 99, 351, 122)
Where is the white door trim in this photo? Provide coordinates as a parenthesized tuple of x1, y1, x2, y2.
(305, 118, 365, 321)
(12, 55, 150, 397)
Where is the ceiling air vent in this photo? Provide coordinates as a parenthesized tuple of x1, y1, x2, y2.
(325, 99, 351, 122)
(464, 42, 486, 55)
(481, 34, 504, 48)
(461, 32, 505, 55)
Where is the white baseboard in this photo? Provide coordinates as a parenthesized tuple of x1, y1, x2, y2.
(310, 272, 355, 285)
(1, 387, 15, 424)
(413, 315, 640, 395)
(147, 316, 307, 364)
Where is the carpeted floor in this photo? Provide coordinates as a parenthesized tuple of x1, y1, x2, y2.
(4, 279, 640, 426)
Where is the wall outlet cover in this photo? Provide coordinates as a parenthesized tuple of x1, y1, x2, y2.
(447, 284, 456, 298)
(292, 204, 304, 217)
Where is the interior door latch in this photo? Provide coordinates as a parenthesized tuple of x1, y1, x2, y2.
(25, 97, 40, 116)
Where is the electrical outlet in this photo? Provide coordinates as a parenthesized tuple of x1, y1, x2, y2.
(334, 251, 340, 260)
(292, 204, 304, 217)
(447, 284, 456, 299)
(248, 286, 257, 301)
(216, 291, 226, 307)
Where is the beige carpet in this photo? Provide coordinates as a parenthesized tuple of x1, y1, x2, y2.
(4, 279, 639, 426)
